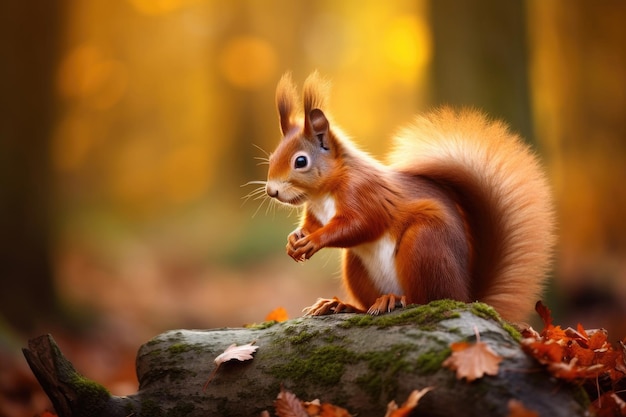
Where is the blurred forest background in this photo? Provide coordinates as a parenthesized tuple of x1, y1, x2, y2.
(1, 0, 625, 414)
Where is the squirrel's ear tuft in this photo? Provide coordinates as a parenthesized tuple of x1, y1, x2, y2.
(302, 71, 330, 117)
(306, 108, 331, 150)
(276, 72, 299, 136)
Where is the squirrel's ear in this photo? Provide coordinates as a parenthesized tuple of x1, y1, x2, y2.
(306, 108, 331, 150)
(276, 72, 298, 136)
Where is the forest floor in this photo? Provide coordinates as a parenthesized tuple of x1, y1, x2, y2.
(0, 249, 339, 417)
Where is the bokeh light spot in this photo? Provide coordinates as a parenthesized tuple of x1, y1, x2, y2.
(218, 36, 277, 90)
(57, 43, 128, 109)
(384, 15, 432, 76)
(128, 0, 187, 15)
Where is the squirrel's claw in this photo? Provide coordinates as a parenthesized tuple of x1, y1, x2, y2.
(367, 294, 407, 315)
(303, 297, 363, 316)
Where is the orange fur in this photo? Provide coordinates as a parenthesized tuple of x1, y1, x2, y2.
(267, 73, 555, 323)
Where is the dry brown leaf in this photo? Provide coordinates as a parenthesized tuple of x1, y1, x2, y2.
(442, 327, 502, 382)
(274, 388, 308, 417)
(384, 387, 434, 417)
(507, 399, 539, 417)
(521, 302, 625, 381)
(522, 301, 626, 416)
(274, 388, 353, 417)
(203, 341, 259, 391)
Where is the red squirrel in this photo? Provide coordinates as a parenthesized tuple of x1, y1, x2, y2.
(265, 72, 555, 322)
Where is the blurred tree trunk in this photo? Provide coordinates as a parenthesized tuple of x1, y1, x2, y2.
(527, 1, 626, 335)
(429, 0, 533, 142)
(0, 1, 64, 331)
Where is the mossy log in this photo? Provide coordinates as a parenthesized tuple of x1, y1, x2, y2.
(24, 301, 587, 417)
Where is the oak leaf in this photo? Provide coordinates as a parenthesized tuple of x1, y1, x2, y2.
(203, 341, 258, 390)
(442, 327, 502, 382)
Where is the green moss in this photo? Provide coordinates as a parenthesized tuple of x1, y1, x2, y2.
(470, 302, 522, 342)
(146, 338, 163, 347)
(70, 374, 110, 416)
(470, 302, 501, 321)
(282, 323, 299, 335)
(244, 320, 279, 330)
(167, 343, 192, 355)
(148, 347, 163, 356)
(355, 344, 415, 400)
(288, 329, 320, 345)
(339, 300, 465, 330)
(270, 345, 357, 386)
(322, 328, 341, 344)
(501, 322, 522, 342)
(339, 314, 375, 328)
(415, 347, 452, 374)
(71, 373, 110, 397)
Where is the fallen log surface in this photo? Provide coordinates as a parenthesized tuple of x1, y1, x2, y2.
(23, 301, 587, 417)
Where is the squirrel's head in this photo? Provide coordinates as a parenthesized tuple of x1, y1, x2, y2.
(266, 72, 340, 206)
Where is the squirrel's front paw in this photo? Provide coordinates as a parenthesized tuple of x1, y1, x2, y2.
(303, 297, 363, 316)
(286, 229, 307, 261)
(287, 232, 320, 262)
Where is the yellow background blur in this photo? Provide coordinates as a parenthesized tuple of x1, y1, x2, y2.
(2, 0, 626, 341)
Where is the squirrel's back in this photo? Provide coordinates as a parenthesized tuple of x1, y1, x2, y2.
(389, 108, 555, 322)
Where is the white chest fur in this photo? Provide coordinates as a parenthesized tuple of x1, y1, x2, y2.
(308, 195, 337, 225)
(307, 195, 402, 295)
(351, 234, 402, 295)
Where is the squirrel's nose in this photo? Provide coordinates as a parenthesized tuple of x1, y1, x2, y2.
(266, 184, 278, 198)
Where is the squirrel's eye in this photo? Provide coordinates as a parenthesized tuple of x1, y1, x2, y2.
(294, 155, 308, 169)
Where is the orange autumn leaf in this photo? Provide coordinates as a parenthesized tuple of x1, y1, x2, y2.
(521, 302, 624, 381)
(442, 327, 502, 382)
(266, 306, 289, 322)
(521, 301, 626, 417)
(306, 402, 352, 417)
(274, 387, 353, 417)
(385, 387, 434, 417)
(507, 399, 539, 417)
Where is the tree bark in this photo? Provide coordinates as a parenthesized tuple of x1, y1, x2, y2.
(0, 0, 64, 332)
(24, 302, 587, 417)
(430, 0, 533, 142)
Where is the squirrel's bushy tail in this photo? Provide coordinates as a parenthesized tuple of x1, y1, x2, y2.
(388, 107, 555, 322)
